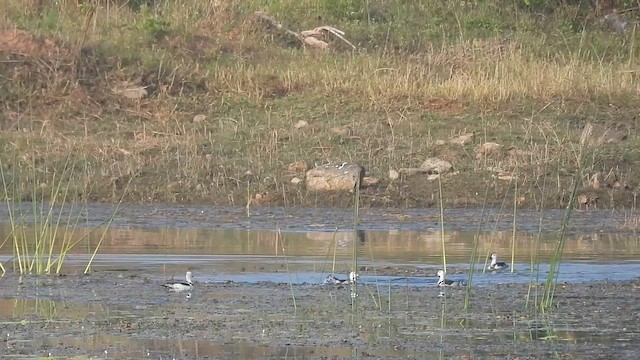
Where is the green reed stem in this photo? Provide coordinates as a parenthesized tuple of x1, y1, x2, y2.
(0, 158, 22, 273)
(542, 124, 590, 310)
(331, 228, 338, 273)
(465, 182, 490, 310)
(84, 186, 131, 274)
(351, 177, 361, 312)
(526, 142, 549, 309)
(511, 172, 517, 274)
(366, 230, 382, 312)
(276, 228, 297, 314)
(437, 174, 446, 273)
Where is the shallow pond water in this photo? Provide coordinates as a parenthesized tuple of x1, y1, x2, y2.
(2, 205, 639, 284)
(0, 204, 639, 358)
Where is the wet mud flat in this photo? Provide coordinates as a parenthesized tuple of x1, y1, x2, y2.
(1, 271, 640, 359)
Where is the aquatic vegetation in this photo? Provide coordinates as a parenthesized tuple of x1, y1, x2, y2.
(437, 175, 447, 273)
(0, 156, 127, 275)
(350, 177, 361, 311)
(277, 228, 298, 314)
(541, 125, 592, 311)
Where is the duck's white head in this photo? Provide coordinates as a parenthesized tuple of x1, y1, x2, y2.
(436, 270, 445, 279)
(349, 271, 358, 283)
(185, 271, 193, 283)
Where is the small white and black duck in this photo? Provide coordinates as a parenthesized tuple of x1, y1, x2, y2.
(488, 253, 509, 271)
(163, 271, 193, 292)
(324, 271, 358, 285)
(436, 270, 465, 287)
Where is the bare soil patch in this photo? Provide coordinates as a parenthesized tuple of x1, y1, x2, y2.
(1, 270, 639, 359)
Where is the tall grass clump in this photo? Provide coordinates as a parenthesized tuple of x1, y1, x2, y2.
(0, 154, 126, 276)
(526, 142, 550, 309)
(464, 184, 491, 310)
(541, 124, 592, 311)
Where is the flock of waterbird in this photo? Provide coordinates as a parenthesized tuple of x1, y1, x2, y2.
(437, 252, 509, 287)
(161, 253, 509, 294)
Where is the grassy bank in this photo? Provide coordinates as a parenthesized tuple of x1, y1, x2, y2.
(1, 0, 639, 209)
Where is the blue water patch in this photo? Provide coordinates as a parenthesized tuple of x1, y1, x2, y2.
(199, 261, 640, 286)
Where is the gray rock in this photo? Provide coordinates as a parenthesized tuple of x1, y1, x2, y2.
(362, 176, 379, 187)
(449, 133, 474, 146)
(604, 12, 628, 34)
(398, 168, 425, 177)
(420, 157, 453, 174)
(306, 162, 364, 191)
(588, 124, 627, 145)
(293, 120, 308, 129)
(475, 142, 503, 159)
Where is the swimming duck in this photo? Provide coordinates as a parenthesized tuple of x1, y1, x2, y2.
(488, 253, 509, 270)
(324, 274, 346, 285)
(436, 270, 465, 287)
(324, 271, 358, 285)
(163, 271, 193, 292)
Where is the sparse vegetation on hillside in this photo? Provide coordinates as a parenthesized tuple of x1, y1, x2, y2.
(1, 0, 639, 208)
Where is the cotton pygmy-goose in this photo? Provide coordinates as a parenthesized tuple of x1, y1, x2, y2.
(163, 271, 193, 292)
(488, 253, 509, 270)
(324, 271, 358, 285)
(324, 273, 346, 285)
(436, 270, 465, 287)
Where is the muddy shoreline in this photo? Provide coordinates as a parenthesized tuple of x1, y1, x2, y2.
(1, 270, 639, 359)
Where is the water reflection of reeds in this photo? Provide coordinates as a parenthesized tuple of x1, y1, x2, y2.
(2, 224, 638, 264)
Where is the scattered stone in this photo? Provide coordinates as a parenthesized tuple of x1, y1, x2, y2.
(486, 166, 505, 173)
(450, 133, 474, 146)
(577, 193, 598, 210)
(497, 173, 516, 181)
(508, 148, 530, 158)
(306, 162, 364, 191)
(193, 114, 206, 123)
(604, 11, 628, 33)
(588, 125, 627, 145)
(112, 81, 148, 99)
(287, 161, 309, 173)
(253, 192, 275, 205)
(587, 172, 601, 189)
(330, 126, 354, 137)
(434, 140, 446, 146)
(362, 177, 379, 187)
(388, 169, 399, 180)
(290, 177, 302, 185)
(420, 157, 453, 174)
(398, 168, 424, 177)
(293, 120, 308, 129)
(475, 142, 503, 159)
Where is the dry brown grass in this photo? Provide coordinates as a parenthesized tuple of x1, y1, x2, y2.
(1, 0, 639, 208)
